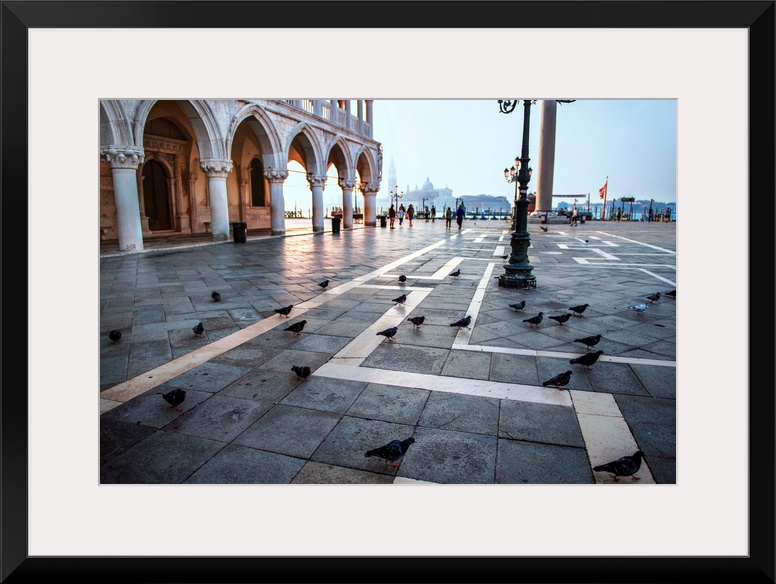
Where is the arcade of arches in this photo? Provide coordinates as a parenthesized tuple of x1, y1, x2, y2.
(100, 99, 382, 252)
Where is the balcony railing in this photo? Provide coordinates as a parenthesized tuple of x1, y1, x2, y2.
(281, 100, 371, 139)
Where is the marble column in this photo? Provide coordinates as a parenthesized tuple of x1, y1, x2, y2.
(200, 159, 233, 241)
(173, 154, 191, 233)
(265, 168, 289, 236)
(187, 170, 199, 232)
(536, 100, 558, 214)
(101, 147, 145, 252)
(307, 173, 327, 232)
(360, 183, 379, 226)
(338, 178, 356, 229)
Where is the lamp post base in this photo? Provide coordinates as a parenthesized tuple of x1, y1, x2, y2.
(498, 269, 536, 289)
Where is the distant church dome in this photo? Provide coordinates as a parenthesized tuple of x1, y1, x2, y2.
(422, 177, 434, 190)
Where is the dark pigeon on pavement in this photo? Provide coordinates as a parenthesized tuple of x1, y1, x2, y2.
(159, 388, 186, 411)
(647, 292, 661, 303)
(318, 280, 329, 289)
(292, 365, 311, 380)
(284, 320, 307, 335)
(549, 313, 572, 325)
(365, 437, 416, 468)
(541, 370, 573, 389)
(574, 334, 602, 350)
(570, 349, 604, 370)
(109, 329, 122, 343)
(407, 316, 425, 328)
(593, 450, 646, 481)
(450, 269, 461, 278)
(509, 301, 526, 311)
(376, 326, 398, 341)
(523, 312, 544, 327)
(450, 315, 472, 330)
(398, 275, 407, 283)
(540, 225, 548, 232)
(211, 291, 221, 302)
(275, 304, 294, 317)
(568, 303, 589, 316)
(664, 289, 676, 298)
(192, 322, 205, 337)
(392, 293, 408, 305)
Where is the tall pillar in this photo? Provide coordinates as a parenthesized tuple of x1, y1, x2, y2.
(360, 183, 379, 226)
(173, 154, 191, 233)
(200, 159, 233, 241)
(265, 168, 289, 236)
(101, 147, 145, 252)
(536, 100, 558, 214)
(338, 178, 356, 229)
(188, 170, 199, 232)
(307, 174, 327, 232)
(239, 167, 249, 222)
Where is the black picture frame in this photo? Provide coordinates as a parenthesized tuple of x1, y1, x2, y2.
(3, 2, 774, 582)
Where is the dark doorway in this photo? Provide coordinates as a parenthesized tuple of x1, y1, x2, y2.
(250, 158, 266, 206)
(142, 159, 172, 230)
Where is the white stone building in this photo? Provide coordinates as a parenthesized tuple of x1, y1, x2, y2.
(100, 99, 382, 251)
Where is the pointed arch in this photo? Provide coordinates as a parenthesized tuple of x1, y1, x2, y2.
(284, 122, 325, 174)
(227, 103, 284, 169)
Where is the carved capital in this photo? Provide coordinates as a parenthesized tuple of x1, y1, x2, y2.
(338, 178, 357, 190)
(359, 182, 380, 195)
(200, 159, 233, 178)
(263, 168, 289, 183)
(101, 147, 145, 170)
(306, 174, 327, 187)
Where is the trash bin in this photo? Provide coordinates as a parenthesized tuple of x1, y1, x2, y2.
(331, 216, 341, 234)
(380, 215, 387, 228)
(231, 222, 247, 243)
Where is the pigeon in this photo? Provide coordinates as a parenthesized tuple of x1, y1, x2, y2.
(392, 293, 407, 305)
(211, 291, 221, 302)
(570, 349, 604, 370)
(593, 450, 646, 481)
(365, 437, 416, 468)
(549, 313, 572, 325)
(541, 370, 573, 389)
(523, 312, 544, 327)
(318, 280, 329, 289)
(498, 255, 509, 259)
(275, 304, 293, 318)
(568, 303, 589, 316)
(628, 303, 648, 314)
(159, 388, 186, 411)
(664, 289, 676, 298)
(376, 326, 398, 341)
(574, 334, 602, 350)
(292, 365, 311, 380)
(192, 322, 205, 336)
(647, 292, 661, 303)
(284, 320, 307, 335)
(108, 329, 122, 343)
(398, 275, 407, 283)
(540, 225, 548, 232)
(407, 315, 426, 328)
(509, 301, 526, 311)
(450, 269, 461, 278)
(450, 315, 472, 330)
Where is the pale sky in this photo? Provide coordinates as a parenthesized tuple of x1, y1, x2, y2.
(372, 99, 677, 206)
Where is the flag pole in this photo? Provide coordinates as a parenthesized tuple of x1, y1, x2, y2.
(600, 176, 608, 220)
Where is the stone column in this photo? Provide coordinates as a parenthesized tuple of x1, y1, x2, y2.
(188, 170, 199, 232)
(264, 168, 289, 236)
(307, 173, 327, 232)
(200, 159, 233, 241)
(360, 183, 379, 226)
(239, 167, 250, 222)
(536, 100, 558, 214)
(173, 154, 191, 233)
(101, 147, 145, 252)
(338, 178, 356, 229)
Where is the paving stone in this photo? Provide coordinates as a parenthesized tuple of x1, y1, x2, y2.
(100, 417, 156, 463)
(499, 400, 585, 447)
(347, 384, 430, 425)
(183, 443, 306, 484)
(291, 461, 394, 484)
(165, 394, 272, 443)
(165, 362, 253, 393)
(418, 392, 500, 435)
(219, 368, 303, 403)
(280, 377, 367, 414)
(440, 350, 492, 380)
(103, 388, 212, 428)
(495, 440, 594, 484)
(361, 344, 449, 375)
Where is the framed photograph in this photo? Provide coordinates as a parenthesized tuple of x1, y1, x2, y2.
(7, 1, 773, 582)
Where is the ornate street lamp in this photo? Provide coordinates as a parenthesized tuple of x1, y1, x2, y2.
(498, 99, 536, 289)
(390, 185, 403, 210)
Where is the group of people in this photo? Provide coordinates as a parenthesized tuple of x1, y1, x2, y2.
(388, 203, 466, 231)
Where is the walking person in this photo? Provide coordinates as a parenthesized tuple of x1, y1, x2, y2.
(388, 204, 396, 229)
(407, 204, 415, 226)
(456, 204, 465, 230)
(397, 204, 405, 226)
(571, 205, 579, 226)
(431, 205, 436, 223)
(445, 206, 453, 230)
(424, 206, 430, 222)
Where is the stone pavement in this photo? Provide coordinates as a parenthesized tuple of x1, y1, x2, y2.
(99, 218, 676, 484)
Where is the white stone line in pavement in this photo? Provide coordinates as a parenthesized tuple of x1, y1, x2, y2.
(493, 245, 506, 256)
(573, 258, 676, 268)
(330, 289, 432, 360)
(637, 268, 676, 286)
(570, 391, 655, 484)
(594, 231, 676, 254)
(430, 257, 464, 279)
(453, 262, 495, 345)
(393, 477, 438, 485)
(314, 362, 573, 406)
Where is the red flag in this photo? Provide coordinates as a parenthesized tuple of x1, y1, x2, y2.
(599, 180, 608, 199)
